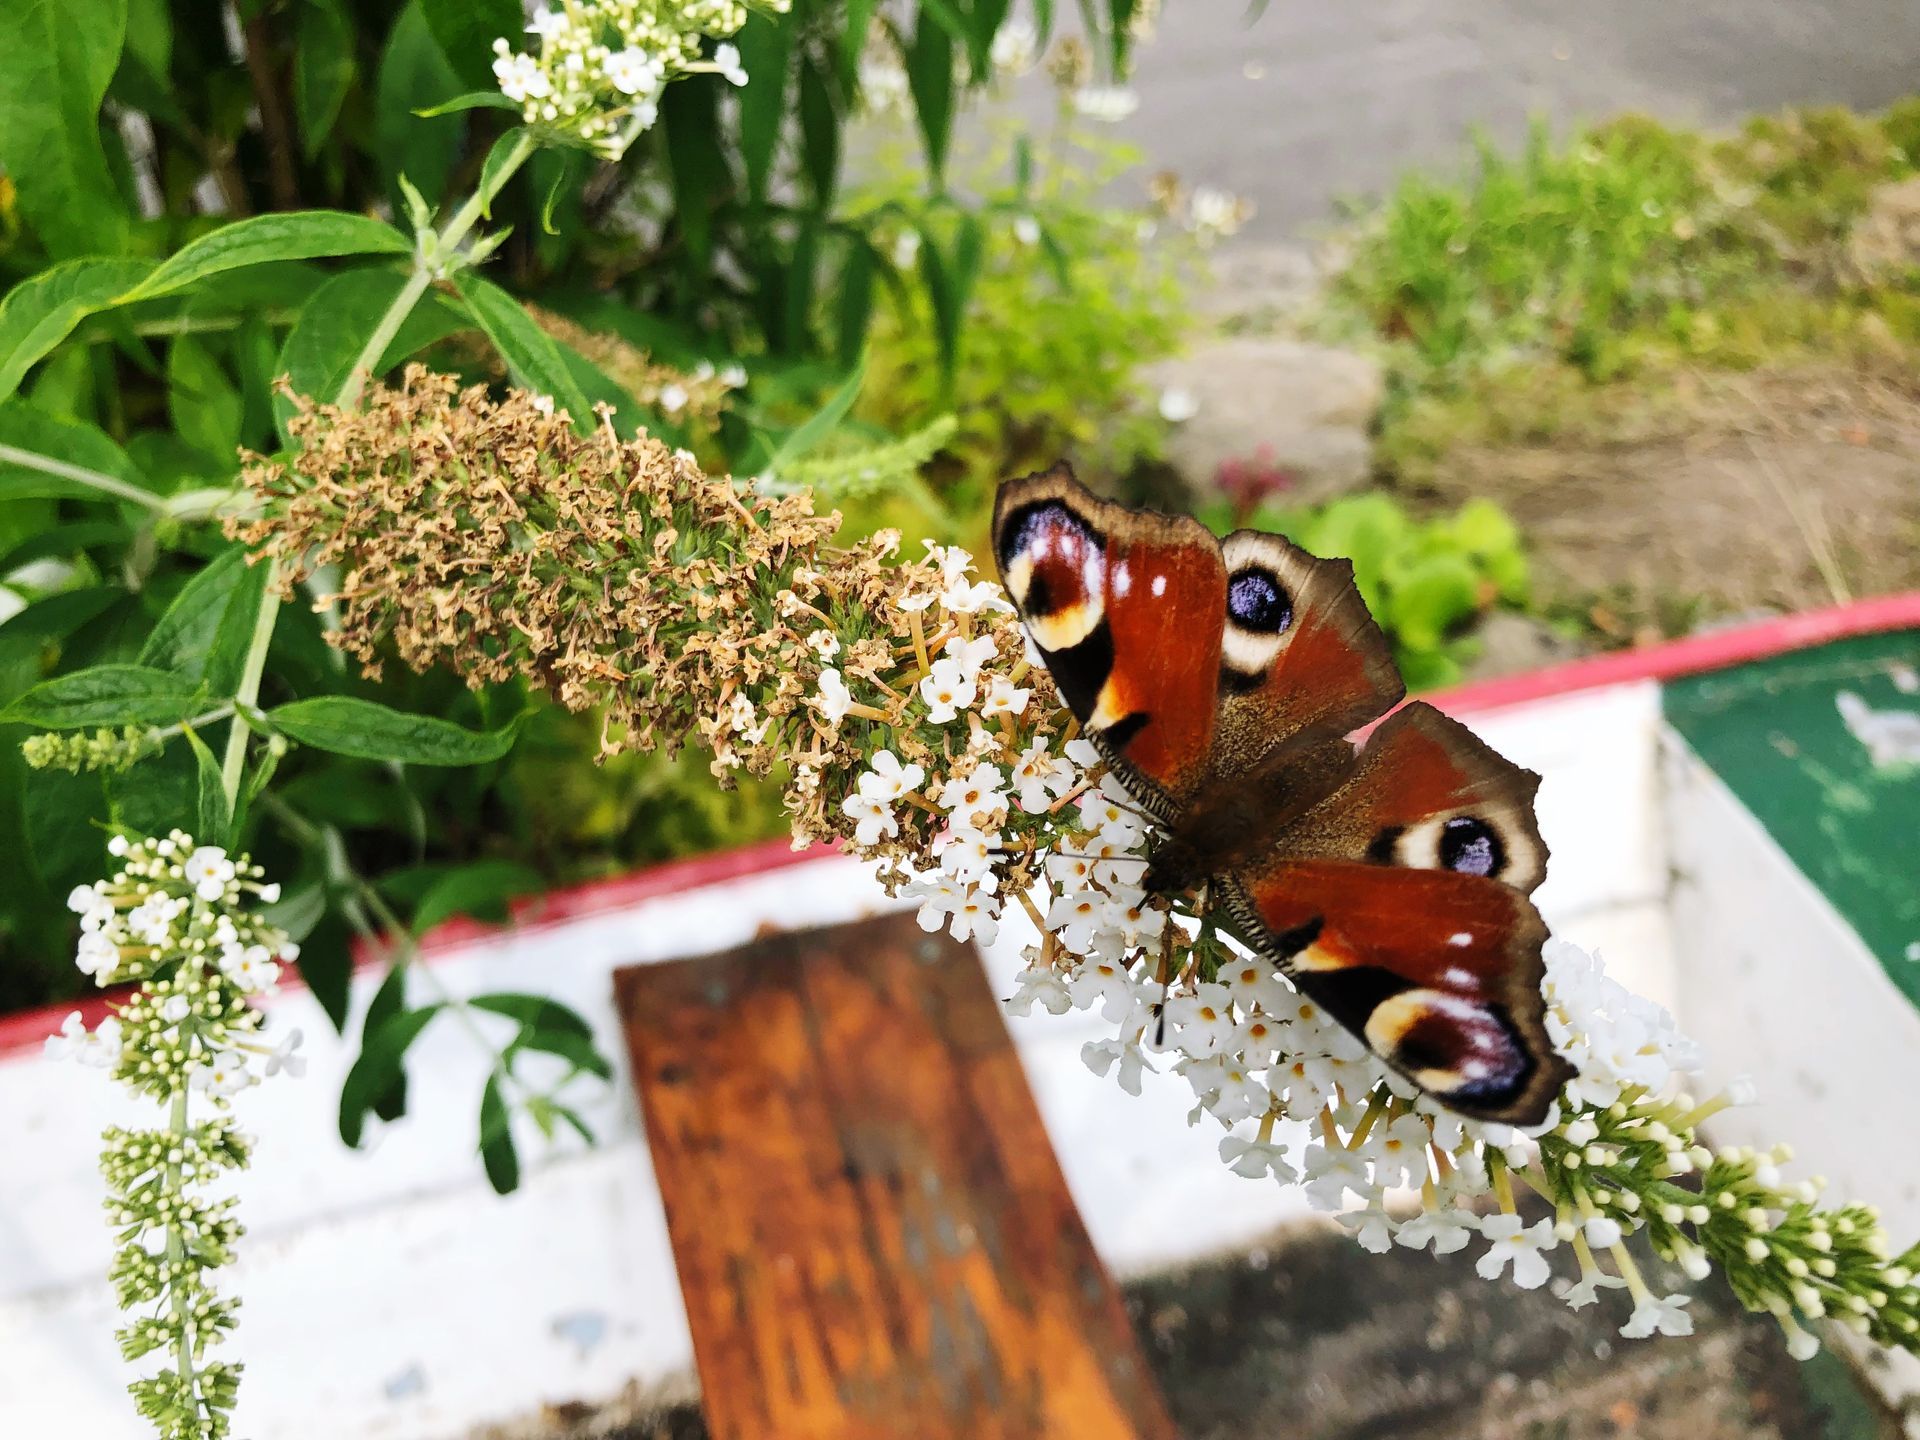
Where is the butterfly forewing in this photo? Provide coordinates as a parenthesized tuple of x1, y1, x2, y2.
(994, 465, 1226, 813)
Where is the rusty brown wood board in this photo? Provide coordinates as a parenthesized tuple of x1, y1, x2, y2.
(617, 910, 1181, 1440)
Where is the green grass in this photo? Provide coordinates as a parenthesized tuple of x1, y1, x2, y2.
(1328, 101, 1920, 465)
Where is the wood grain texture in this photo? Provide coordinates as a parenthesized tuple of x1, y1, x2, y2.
(617, 912, 1180, 1440)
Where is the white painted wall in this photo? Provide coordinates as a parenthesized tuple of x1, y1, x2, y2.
(0, 682, 1676, 1440)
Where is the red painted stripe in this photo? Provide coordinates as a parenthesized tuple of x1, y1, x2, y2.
(7, 591, 1917, 1061)
(1426, 591, 1920, 718)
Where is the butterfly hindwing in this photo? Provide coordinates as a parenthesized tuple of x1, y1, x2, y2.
(1269, 701, 1549, 894)
(994, 465, 1226, 814)
(1218, 857, 1569, 1124)
(1210, 530, 1405, 782)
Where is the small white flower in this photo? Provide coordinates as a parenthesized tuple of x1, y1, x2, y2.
(1011, 739, 1075, 812)
(945, 889, 999, 946)
(1560, 1268, 1628, 1310)
(1006, 964, 1073, 1017)
(1046, 890, 1106, 954)
(941, 633, 998, 683)
(1395, 1206, 1476, 1256)
(1081, 1036, 1152, 1095)
(1012, 215, 1041, 246)
(183, 846, 236, 901)
(1219, 1133, 1297, 1182)
(1214, 952, 1292, 1016)
(1157, 386, 1200, 423)
(805, 629, 840, 660)
(1067, 960, 1139, 1023)
(814, 668, 854, 724)
(939, 827, 996, 883)
(1339, 1203, 1396, 1254)
(713, 41, 747, 86)
(1475, 1214, 1558, 1290)
(222, 944, 280, 994)
(257, 882, 282, 903)
(979, 675, 1032, 720)
(76, 930, 119, 979)
(937, 764, 1006, 825)
(493, 51, 550, 102)
(44, 1011, 89, 1062)
(1163, 983, 1237, 1057)
(1583, 1215, 1623, 1249)
(265, 1028, 307, 1079)
(841, 792, 898, 848)
(531, 393, 556, 416)
(1072, 85, 1139, 122)
(1303, 1142, 1376, 1210)
(918, 658, 977, 723)
(719, 363, 747, 389)
(604, 46, 660, 96)
(1620, 1292, 1693, 1339)
(858, 750, 926, 803)
(1369, 1114, 1436, 1189)
(526, 7, 566, 41)
(891, 228, 921, 269)
(191, 1051, 252, 1099)
(107, 834, 129, 857)
(989, 17, 1037, 73)
(658, 383, 689, 415)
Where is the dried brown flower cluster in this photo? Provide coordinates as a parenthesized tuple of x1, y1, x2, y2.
(228, 369, 1065, 870)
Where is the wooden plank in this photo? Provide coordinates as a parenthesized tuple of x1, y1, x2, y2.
(617, 911, 1180, 1440)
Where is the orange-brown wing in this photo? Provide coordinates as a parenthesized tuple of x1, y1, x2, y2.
(1207, 530, 1404, 785)
(1217, 858, 1569, 1124)
(1267, 701, 1549, 894)
(993, 465, 1226, 816)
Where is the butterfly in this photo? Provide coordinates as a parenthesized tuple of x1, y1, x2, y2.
(992, 464, 1574, 1125)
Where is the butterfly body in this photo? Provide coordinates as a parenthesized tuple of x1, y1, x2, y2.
(993, 465, 1574, 1125)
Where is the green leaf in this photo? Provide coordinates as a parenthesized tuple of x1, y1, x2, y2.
(0, 0, 131, 258)
(477, 127, 529, 220)
(420, 0, 521, 91)
(906, 15, 956, 181)
(662, 76, 729, 267)
(452, 273, 592, 422)
(410, 861, 542, 934)
(293, 0, 356, 158)
(0, 398, 152, 502)
(339, 999, 442, 1147)
(1386, 552, 1481, 654)
(377, 2, 466, 208)
(1, 664, 199, 729)
(268, 695, 521, 766)
(165, 335, 244, 464)
(470, 992, 593, 1038)
(120, 212, 411, 306)
(513, 1026, 613, 1080)
(768, 353, 867, 471)
(0, 258, 155, 404)
(735, 13, 792, 205)
(478, 1072, 520, 1194)
(798, 57, 841, 205)
(834, 243, 876, 367)
(180, 724, 231, 849)
(139, 548, 268, 694)
(410, 89, 519, 117)
(841, 0, 882, 85)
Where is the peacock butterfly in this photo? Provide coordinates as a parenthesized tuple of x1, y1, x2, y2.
(993, 463, 1573, 1125)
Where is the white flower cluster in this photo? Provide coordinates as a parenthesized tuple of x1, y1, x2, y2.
(51, 831, 304, 1100)
(1024, 889, 1746, 1340)
(493, 0, 787, 159)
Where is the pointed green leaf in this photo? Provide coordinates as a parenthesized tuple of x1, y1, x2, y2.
(0, 0, 131, 258)
(452, 273, 592, 422)
(119, 212, 410, 306)
(0, 258, 155, 404)
(1, 664, 199, 729)
(269, 695, 521, 766)
(479, 1071, 520, 1193)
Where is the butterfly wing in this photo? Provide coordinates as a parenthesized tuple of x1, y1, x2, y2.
(1270, 701, 1550, 894)
(992, 469, 1407, 820)
(1214, 705, 1562, 1123)
(993, 465, 1228, 817)
(1216, 858, 1569, 1124)
(1209, 530, 1404, 785)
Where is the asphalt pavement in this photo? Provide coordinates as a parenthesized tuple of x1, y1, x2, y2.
(1025, 0, 1920, 239)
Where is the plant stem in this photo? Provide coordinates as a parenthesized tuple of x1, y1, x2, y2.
(217, 133, 541, 811)
(0, 442, 167, 512)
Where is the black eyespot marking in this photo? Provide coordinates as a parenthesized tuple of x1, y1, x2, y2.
(1439, 816, 1505, 878)
(1365, 825, 1404, 865)
(996, 499, 1097, 576)
(1226, 567, 1292, 634)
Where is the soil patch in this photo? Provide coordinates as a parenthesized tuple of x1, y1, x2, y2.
(1402, 362, 1920, 640)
